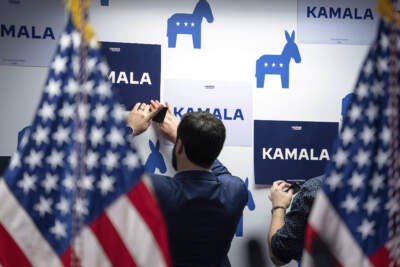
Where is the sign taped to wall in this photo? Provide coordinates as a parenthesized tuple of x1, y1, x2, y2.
(298, 0, 379, 45)
(0, 0, 65, 67)
(164, 79, 252, 147)
(254, 120, 338, 185)
(101, 42, 161, 110)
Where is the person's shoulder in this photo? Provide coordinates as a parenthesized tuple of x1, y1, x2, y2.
(301, 175, 324, 193)
(219, 175, 248, 195)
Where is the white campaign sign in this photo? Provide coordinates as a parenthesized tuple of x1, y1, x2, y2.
(164, 79, 253, 147)
(0, 0, 65, 67)
(298, 0, 379, 45)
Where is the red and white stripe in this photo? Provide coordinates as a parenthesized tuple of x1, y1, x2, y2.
(0, 177, 171, 267)
(302, 192, 390, 267)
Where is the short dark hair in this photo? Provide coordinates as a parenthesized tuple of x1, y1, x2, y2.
(177, 111, 226, 168)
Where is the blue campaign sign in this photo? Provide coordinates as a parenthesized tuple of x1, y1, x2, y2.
(100, 42, 161, 110)
(298, 0, 378, 45)
(254, 120, 338, 185)
(167, 0, 214, 49)
(255, 30, 301, 89)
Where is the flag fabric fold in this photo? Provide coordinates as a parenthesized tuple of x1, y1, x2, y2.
(0, 8, 171, 267)
(303, 19, 399, 267)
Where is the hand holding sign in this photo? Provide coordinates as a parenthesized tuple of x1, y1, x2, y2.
(154, 101, 179, 142)
(127, 102, 163, 136)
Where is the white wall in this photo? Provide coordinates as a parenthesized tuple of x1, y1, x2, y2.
(0, 0, 375, 266)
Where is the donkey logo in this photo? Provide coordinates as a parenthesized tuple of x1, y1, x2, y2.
(144, 139, 167, 174)
(256, 30, 301, 89)
(235, 177, 255, 237)
(167, 0, 214, 49)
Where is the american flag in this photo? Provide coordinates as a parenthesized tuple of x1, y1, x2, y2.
(302, 19, 399, 267)
(0, 13, 171, 267)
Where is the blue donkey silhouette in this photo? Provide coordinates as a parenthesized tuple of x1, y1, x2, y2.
(235, 177, 255, 237)
(167, 0, 214, 49)
(144, 139, 167, 174)
(256, 30, 301, 89)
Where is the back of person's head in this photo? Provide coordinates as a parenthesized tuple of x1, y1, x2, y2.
(177, 111, 225, 168)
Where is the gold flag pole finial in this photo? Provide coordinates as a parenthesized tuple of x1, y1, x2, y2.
(378, 0, 400, 26)
(66, 0, 95, 43)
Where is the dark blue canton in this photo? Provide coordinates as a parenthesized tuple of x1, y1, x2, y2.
(322, 19, 393, 258)
(3, 17, 144, 255)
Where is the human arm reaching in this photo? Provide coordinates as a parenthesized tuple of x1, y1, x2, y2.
(126, 101, 163, 136)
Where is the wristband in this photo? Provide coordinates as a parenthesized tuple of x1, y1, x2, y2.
(271, 206, 286, 214)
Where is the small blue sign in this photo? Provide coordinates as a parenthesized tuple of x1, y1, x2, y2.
(255, 30, 301, 89)
(100, 42, 161, 110)
(254, 120, 338, 185)
(167, 0, 214, 49)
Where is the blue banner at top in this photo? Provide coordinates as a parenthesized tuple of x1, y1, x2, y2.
(297, 0, 379, 45)
(254, 120, 338, 185)
(101, 42, 161, 110)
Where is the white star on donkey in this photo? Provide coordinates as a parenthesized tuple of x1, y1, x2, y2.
(357, 219, 375, 240)
(50, 220, 67, 240)
(34, 196, 53, 217)
(341, 194, 359, 214)
(98, 175, 115, 195)
(46, 79, 61, 98)
(17, 174, 37, 194)
(52, 55, 67, 75)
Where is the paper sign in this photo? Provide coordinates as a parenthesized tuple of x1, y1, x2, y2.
(298, 0, 379, 45)
(254, 120, 338, 185)
(164, 79, 253, 147)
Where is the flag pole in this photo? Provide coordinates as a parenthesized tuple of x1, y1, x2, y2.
(66, 0, 93, 266)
